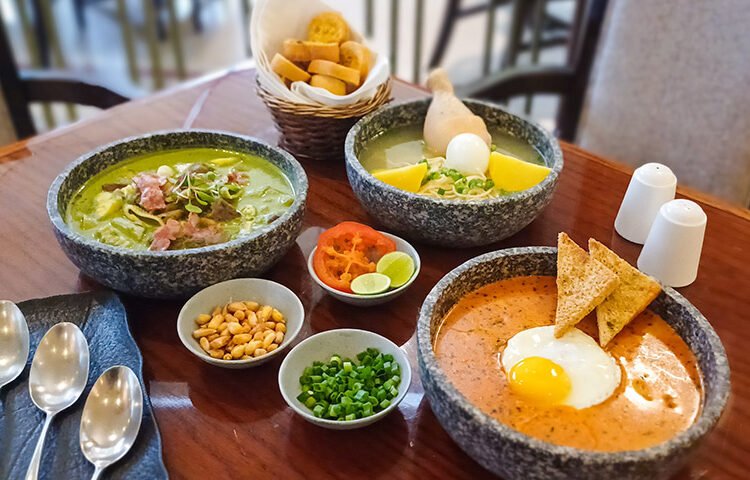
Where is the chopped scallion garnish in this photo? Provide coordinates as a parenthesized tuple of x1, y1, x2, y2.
(298, 348, 402, 422)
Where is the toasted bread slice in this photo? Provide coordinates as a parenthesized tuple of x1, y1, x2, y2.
(270, 53, 311, 83)
(282, 39, 311, 62)
(307, 12, 349, 44)
(307, 60, 360, 86)
(589, 239, 662, 347)
(304, 41, 340, 63)
(310, 74, 346, 95)
(340, 41, 371, 78)
(554, 233, 619, 337)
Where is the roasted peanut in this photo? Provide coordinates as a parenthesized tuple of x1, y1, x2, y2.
(228, 302, 247, 313)
(244, 301, 260, 311)
(227, 322, 244, 335)
(232, 333, 253, 345)
(194, 299, 287, 361)
(258, 305, 273, 322)
(207, 314, 223, 330)
(244, 340, 261, 355)
(192, 328, 216, 339)
(231, 344, 245, 359)
(210, 336, 231, 349)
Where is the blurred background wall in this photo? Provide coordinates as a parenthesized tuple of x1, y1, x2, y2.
(0, 0, 576, 133)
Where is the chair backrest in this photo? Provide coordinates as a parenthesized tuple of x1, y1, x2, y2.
(577, 0, 750, 206)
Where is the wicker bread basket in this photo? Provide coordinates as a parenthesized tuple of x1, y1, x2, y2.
(257, 78, 392, 162)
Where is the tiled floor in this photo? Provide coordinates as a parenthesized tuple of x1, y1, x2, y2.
(2, 0, 571, 133)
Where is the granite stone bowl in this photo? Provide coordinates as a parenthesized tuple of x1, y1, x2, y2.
(47, 130, 308, 299)
(417, 247, 730, 480)
(345, 99, 563, 247)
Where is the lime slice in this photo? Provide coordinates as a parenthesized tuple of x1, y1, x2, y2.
(350, 273, 392, 295)
(376, 252, 415, 288)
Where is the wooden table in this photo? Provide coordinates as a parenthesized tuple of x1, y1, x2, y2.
(1, 69, 748, 479)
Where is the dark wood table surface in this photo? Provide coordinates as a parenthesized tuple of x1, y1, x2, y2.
(1, 69, 748, 479)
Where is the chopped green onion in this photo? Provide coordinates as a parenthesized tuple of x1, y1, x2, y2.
(297, 348, 402, 422)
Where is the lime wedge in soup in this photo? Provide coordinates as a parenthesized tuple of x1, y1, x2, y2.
(376, 252, 415, 288)
(351, 273, 392, 295)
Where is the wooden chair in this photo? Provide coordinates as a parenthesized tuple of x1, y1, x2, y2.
(429, 0, 575, 74)
(459, 0, 608, 141)
(0, 19, 129, 139)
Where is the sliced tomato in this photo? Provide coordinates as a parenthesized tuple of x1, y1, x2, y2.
(313, 221, 396, 293)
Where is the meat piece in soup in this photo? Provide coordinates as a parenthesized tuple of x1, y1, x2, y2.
(66, 148, 294, 251)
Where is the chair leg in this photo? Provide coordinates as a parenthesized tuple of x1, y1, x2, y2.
(502, 0, 534, 69)
(73, 0, 86, 30)
(30, 0, 50, 67)
(192, 0, 203, 33)
(154, 0, 168, 41)
(428, 0, 461, 68)
(241, 0, 252, 57)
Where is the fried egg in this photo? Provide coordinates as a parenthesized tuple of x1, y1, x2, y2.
(501, 326, 621, 409)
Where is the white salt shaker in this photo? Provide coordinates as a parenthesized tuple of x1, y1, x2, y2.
(637, 199, 707, 287)
(614, 163, 677, 244)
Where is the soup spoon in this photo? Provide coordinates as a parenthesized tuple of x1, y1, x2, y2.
(26, 322, 90, 480)
(0, 300, 30, 390)
(80, 366, 143, 480)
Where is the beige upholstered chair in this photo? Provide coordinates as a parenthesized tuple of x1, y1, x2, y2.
(578, 0, 750, 206)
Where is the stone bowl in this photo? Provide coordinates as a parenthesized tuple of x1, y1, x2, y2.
(417, 247, 730, 480)
(47, 130, 308, 299)
(345, 99, 563, 247)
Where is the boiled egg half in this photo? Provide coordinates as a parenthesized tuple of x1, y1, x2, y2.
(444, 133, 491, 176)
(501, 326, 621, 409)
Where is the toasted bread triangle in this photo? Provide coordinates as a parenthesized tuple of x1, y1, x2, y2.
(554, 233, 619, 337)
(589, 239, 662, 347)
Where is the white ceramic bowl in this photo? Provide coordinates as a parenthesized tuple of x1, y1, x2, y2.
(278, 328, 412, 430)
(177, 278, 304, 369)
(307, 231, 421, 306)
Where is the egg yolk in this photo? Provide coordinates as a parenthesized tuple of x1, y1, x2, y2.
(508, 356, 571, 405)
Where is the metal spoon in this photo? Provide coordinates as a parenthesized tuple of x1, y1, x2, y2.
(26, 322, 89, 480)
(0, 300, 30, 389)
(80, 366, 143, 480)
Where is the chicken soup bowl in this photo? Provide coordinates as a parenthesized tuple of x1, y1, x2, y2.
(417, 247, 730, 480)
(47, 130, 308, 299)
(345, 99, 562, 247)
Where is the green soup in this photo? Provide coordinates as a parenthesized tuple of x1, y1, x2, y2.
(67, 148, 294, 251)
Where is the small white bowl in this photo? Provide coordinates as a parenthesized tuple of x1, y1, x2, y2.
(307, 231, 421, 306)
(278, 328, 412, 429)
(177, 278, 304, 369)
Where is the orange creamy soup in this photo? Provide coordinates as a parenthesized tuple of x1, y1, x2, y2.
(434, 276, 703, 452)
